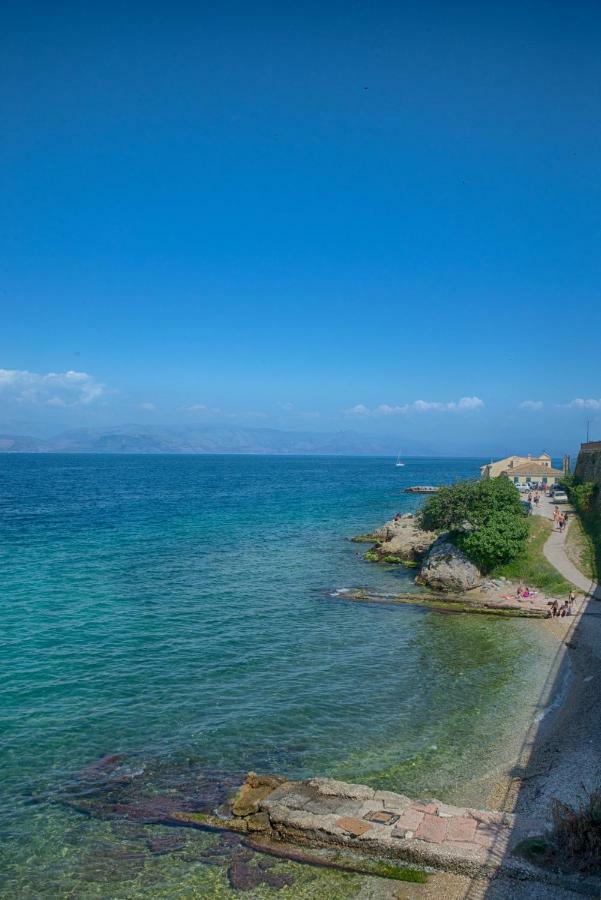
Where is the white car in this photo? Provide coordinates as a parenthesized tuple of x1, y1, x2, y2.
(552, 490, 568, 503)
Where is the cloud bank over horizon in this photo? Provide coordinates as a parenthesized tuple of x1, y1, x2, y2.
(0, 365, 599, 454)
(346, 397, 484, 416)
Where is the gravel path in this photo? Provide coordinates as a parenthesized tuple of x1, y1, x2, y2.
(532, 493, 600, 598)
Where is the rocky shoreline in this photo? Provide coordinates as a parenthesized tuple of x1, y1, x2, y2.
(353, 513, 484, 593)
(332, 587, 552, 617)
(352, 513, 564, 616)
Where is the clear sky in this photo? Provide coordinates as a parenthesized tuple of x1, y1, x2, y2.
(1, 0, 600, 453)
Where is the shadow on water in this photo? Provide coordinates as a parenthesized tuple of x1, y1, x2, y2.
(460, 592, 601, 899)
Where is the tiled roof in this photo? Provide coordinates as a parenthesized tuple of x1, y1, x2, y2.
(502, 461, 563, 477)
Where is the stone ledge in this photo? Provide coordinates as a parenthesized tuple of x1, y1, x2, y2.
(228, 773, 550, 881)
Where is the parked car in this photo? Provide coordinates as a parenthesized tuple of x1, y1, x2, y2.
(552, 490, 568, 503)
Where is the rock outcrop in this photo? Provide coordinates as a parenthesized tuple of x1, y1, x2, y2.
(355, 515, 437, 564)
(231, 773, 287, 818)
(416, 536, 482, 593)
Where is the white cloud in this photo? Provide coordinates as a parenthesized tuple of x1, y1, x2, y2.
(376, 403, 407, 415)
(346, 397, 484, 416)
(139, 402, 155, 411)
(568, 398, 601, 410)
(452, 396, 484, 411)
(520, 400, 544, 411)
(185, 403, 226, 415)
(0, 368, 105, 406)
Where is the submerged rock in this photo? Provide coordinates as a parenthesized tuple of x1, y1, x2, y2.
(417, 536, 482, 592)
(146, 833, 187, 855)
(57, 754, 245, 825)
(227, 852, 294, 891)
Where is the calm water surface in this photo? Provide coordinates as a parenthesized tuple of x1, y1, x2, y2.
(0, 455, 557, 897)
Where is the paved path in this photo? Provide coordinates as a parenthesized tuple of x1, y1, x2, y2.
(533, 493, 600, 598)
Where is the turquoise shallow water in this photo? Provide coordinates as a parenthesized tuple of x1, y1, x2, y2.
(0, 454, 557, 897)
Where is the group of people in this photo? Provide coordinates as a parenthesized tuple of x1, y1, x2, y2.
(527, 491, 541, 507)
(549, 591, 576, 618)
(516, 584, 537, 599)
(515, 584, 578, 619)
(553, 505, 568, 532)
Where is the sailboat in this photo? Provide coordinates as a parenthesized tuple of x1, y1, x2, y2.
(395, 454, 405, 467)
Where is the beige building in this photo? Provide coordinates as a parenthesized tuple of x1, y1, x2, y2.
(480, 453, 564, 486)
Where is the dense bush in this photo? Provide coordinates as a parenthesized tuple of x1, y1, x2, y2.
(562, 474, 600, 580)
(419, 476, 523, 532)
(418, 477, 528, 571)
(456, 510, 528, 570)
(551, 788, 601, 873)
(562, 474, 598, 512)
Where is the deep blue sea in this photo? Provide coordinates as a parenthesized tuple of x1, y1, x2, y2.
(0, 455, 557, 897)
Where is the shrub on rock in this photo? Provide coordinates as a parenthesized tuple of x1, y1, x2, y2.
(418, 477, 528, 573)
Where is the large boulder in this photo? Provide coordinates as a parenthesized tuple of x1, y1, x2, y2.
(416, 536, 482, 592)
(362, 515, 437, 563)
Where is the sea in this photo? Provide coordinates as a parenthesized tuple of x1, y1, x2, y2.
(0, 454, 559, 897)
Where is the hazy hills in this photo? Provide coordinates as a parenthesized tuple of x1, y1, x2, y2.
(0, 425, 434, 456)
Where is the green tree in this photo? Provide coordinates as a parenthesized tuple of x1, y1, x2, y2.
(418, 476, 523, 532)
(418, 476, 528, 572)
(456, 511, 529, 570)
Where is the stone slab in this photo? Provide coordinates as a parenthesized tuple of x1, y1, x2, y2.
(393, 808, 425, 831)
(416, 813, 448, 843)
(445, 816, 477, 843)
(413, 801, 438, 814)
(437, 802, 468, 818)
(308, 778, 375, 800)
(335, 816, 373, 837)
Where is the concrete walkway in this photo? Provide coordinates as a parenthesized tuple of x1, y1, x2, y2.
(532, 493, 600, 598)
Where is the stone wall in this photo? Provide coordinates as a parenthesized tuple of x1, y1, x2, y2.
(575, 444, 601, 514)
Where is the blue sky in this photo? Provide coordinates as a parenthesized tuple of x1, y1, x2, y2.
(1, 0, 600, 453)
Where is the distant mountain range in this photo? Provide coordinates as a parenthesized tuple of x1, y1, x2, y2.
(0, 425, 435, 456)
